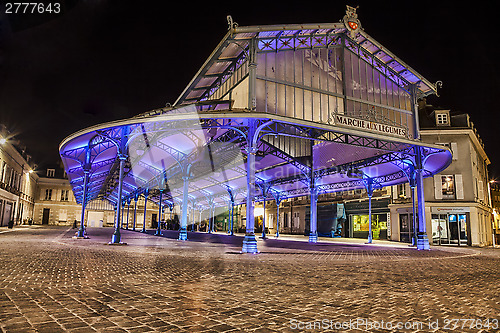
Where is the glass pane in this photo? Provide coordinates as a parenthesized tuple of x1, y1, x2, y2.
(459, 214, 467, 242)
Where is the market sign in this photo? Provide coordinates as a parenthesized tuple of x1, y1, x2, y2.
(332, 114, 407, 138)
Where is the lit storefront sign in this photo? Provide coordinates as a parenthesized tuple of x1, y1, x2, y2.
(431, 207, 470, 214)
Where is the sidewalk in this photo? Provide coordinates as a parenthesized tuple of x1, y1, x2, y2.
(217, 231, 411, 248)
(0, 226, 499, 332)
(210, 230, 500, 256)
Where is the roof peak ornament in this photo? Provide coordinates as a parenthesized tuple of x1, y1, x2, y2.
(434, 80, 443, 97)
(227, 15, 239, 35)
(343, 5, 361, 38)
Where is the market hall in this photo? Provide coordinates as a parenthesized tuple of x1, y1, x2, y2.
(59, 7, 452, 252)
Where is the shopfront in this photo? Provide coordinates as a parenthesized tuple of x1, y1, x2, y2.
(350, 213, 389, 240)
(346, 198, 390, 240)
(430, 207, 470, 246)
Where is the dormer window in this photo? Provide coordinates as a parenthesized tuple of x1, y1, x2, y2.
(435, 111, 450, 126)
(47, 169, 55, 177)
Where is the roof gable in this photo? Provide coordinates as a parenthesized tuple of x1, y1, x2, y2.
(175, 19, 438, 106)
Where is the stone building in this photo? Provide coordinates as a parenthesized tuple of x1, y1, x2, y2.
(33, 164, 162, 229)
(0, 123, 169, 231)
(0, 125, 37, 226)
(389, 104, 493, 246)
(489, 181, 499, 244)
(233, 104, 495, 248)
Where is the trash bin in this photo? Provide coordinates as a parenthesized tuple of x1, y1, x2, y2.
(8, 220, 14, 229)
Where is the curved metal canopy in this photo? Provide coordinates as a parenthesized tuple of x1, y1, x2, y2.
(59, 103, 452, 209)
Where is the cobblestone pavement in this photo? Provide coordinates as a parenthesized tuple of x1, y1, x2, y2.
(0, 226, 499, 332)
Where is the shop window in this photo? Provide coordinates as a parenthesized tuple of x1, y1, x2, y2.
(432, 213, 468, 245)
(351, 214, 387, 240)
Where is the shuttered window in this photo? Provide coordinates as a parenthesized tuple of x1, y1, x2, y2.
(455, 174, 464, 199)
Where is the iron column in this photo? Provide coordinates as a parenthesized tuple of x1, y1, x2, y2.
(415, 147, 430, 250)
(179, 175, 189, 241)
(155, 190, 162, 236)
(125, 198, 131, 230)
(132, 193, 138, 231)
(242, 125, 258, 253)
(410, 168, 417, 247)
(309, 186, 318, 243)
(365, 178, 374, 244)
(275, 196, 282, 238)
(141, 190, 148, 233)
(111, 155, 126, 244)
(77, 169, 89, 238)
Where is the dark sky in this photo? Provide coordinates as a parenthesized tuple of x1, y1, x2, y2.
(1, 0, 499, 178)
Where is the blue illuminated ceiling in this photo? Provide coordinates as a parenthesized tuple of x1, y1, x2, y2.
(60, 105, 452, 209)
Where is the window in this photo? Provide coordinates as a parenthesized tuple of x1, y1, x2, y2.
(441, 175, 455, 199)
(436, 142, 458, 160)
(59, 210, 67, 222)
(398, 184, 407, 198)
(436, 111, 450, 126)
(61, 190, 69, 201)
(352, 214, 388, 240)
(44, 189, 52, 200)
(437, 113, 448, 124)
(47, 169, 55, 177)
(293, 212, 300, 229)
(477, 179, 484, 202)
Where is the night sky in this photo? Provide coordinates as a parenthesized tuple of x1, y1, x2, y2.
(1, 1, 499, 178)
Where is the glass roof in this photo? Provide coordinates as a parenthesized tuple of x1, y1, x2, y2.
(175, 22, 437, 106)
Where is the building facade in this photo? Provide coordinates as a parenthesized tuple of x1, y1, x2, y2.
(32, 165, 162, 229)
(33, 167, 80, 225)
(0, 125, 37, 226)
(229, 107, 494, 247)
(491, 181, 500, 244)
(0, 130, 164, 230)
(389, 107, 493, 246)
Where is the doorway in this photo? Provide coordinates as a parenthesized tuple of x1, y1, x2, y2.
(42, 208, 50, 225)
(399, 213, 414, 243)
(88, 212, 104, 227)
(1, 202, 12, 227)
(151, 213, 157, 229)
